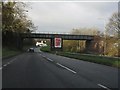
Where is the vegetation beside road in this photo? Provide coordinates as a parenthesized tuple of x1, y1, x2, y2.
(40, 46, 120, 68)
(57, 52, 120, 68)
(2, 44, 35, 59)
(40, 45, 51, 52)
(2, 47, 22, 59)
(2, 2, 36, 50)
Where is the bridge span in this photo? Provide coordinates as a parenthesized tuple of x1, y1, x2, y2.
(3, 31, 95, 51)
(21, 33, 95, 51)
(21, 33, 94, 40)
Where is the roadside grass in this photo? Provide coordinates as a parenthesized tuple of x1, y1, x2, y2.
(2, 45, 36, 59)
(40, 46, 120, 68)
(40, 45, 51, 52)
(2, 47, 22, 59)
(57, 52, 120, 68)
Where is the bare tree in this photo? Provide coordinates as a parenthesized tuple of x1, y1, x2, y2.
(106, 12, 120, 37)
(105, 12, 120, 56)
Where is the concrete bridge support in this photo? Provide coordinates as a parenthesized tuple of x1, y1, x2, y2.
(50, 38, 54, 51)
(86, 40, 92, 52)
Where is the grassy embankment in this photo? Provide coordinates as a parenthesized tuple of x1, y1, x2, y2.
(2, 45, 36, 59)
(40, 46, 120, 68)
(40, 45, 51, 52)
(2, 47, 22, 59)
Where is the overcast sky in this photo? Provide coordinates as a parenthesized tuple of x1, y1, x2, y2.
(26, 1, 118, 33)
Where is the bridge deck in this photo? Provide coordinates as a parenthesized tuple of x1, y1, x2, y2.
(21, 33, 94, 40)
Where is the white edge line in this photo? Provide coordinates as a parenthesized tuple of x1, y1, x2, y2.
(47, 58, 53, 62)
(42, 55, 45, 58)
(56, 63, 76, 74)
(98, 84, 111, 90)
(7, 62, 10, 64)
(2, 60, 15, 68)
(10, 60, 14, 63)
(0, 67, 2, 70)
(9, 61, 13, 63)
(40, 54, 46, 58)
(40, 54, 76, 74)
(3, 64, 7, 67)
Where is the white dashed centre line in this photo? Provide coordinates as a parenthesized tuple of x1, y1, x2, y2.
(2, 59, 16, 68)
(56, 63, 77, 74)
(42, 55, 46, 58)
(7, 62, 10, 64)
(0, 67, 2, 70)
(10, 60, 14, 63)
(98, 84, 111, 90)
(47, 58, 53, 62)
(3, 64, 7, 67)
(40, 54, 76, 74)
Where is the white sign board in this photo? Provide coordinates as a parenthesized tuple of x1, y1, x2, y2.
(54, 38, 62, 48)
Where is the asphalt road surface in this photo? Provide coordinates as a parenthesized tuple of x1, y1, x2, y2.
(2, 48, 119, 89)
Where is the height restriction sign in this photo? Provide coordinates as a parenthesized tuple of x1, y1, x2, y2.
(54, 38, 62, 48)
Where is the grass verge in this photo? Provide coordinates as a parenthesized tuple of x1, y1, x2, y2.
(40, 46, 51, 52)
(57, 52, 120, 68)
(40, 46, 120, 68)
(2, 47, 22, 59)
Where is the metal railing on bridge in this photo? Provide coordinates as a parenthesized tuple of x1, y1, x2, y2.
(21, 33, 94, 40)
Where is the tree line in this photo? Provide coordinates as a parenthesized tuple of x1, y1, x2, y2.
(2, 1, 36, 49)
(63, 12, 120, 57)
(1, 1, 119, 56)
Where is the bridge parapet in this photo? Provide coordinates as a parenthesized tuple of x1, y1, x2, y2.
(21, 33, 94, 40)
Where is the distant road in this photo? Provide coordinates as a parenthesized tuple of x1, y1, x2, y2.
(2, 48, 118, 89)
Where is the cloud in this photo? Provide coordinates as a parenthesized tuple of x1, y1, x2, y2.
(27, 2, 118, 33)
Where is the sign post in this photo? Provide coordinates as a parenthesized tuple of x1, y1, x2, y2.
(54, 38, 62, 48)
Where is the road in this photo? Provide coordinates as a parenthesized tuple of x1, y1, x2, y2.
(2, 48, 119, 89)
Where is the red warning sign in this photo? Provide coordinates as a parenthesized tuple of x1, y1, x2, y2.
(54, 38, 61, 48)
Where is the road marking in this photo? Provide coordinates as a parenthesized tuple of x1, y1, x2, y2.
(3, 64, 7, 67)
(41, 54, 53, 62)
(1, 57, 18, 69)
(42, 55, 46, 58)
(0, 67, 2, 70)
(7, 62, 10, 64)
(56, 63, 77, 74)
(47, 58, 53, 62)
(40, 54, 47, 59)
(98, 84, 111, 90)
(40, 54, 76, 74)
(9, 61, 13, 63)
(3, 60, 14, 67)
